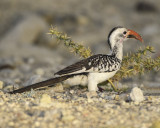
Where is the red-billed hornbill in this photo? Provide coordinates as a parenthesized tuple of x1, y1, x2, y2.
(9, 26, 143, 94)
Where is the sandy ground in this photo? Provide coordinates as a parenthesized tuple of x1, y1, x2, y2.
(0, 87, 160, 128)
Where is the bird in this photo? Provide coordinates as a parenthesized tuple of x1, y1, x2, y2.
(9, 26, 143, 94)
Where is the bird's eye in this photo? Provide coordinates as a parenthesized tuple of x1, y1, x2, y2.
(123, 31, 127, 34)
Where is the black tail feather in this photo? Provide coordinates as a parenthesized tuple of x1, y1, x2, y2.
(9, 73, 88, 94)
(9, 75, 72, 94)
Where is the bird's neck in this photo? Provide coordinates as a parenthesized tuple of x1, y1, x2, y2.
(111, 44, 123, 60)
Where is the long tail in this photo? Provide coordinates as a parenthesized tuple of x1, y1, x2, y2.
(9, 74, 78, 94)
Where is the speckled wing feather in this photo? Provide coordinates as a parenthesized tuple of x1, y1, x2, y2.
(54, 54, 121, 76)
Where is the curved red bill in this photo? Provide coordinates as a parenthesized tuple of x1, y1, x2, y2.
(127, 29, 143, 42)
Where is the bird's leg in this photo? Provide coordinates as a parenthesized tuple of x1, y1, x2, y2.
(88, 75, 98, 91)
(88, 81, 98, 91)
(108, 79, 118, 92)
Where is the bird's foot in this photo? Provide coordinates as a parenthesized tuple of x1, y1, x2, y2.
(108, 80, 118, 92)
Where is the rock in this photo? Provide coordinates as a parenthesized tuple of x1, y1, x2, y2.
(114, 95, 119, 100)
(62, 115, 75, 122)
(0, 15, 48, 45)
(104, 94, 115, 100)
(129, 87, 144, 102)
(72, 119, 80, 125)
(0, 15, 58, 59)
(87, 98, 93, 103)
(69, 90, 74, 94)
(40, 94, 52, 106)
(119, 93, 129, 101)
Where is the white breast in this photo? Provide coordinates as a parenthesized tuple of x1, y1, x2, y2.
(88, 71, 117, 83)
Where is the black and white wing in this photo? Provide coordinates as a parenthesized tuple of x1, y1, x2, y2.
(54, 54, 121, 76)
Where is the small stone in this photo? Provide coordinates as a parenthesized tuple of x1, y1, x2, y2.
(147, 96, 152, 101)
(62, 115, 75, 122)
(35, 121, 40, 127)
(104, 103, 113, 108)
(119, 93, 129, 101)
(114, 95, 119, 100)
(87, 98, 93, 103)
(8, 121, 14, 126)
(0, 81, 4, 89)
(69, 90, 74, 94)
(40, 94, 52, 106)
(99, 93, 105, 98)
(72, 119, 80, 125)
(130, 87, 144, 102)
(104, 94, 115, 100)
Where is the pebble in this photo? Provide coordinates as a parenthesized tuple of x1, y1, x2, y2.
(130, 87, 144, 102)
(35, 121, 40, 127)
(40, 94, 52, 106)
(62, 115, 75, 122)
(104, 94, 115, 100)
(72, 119, 80, 125)
(69, 90, 74, 94)
(119, 93, 128, 101)
(114, 95, 119, 100)
(8, 122, 14, 126)
(87, 98, 93, 103)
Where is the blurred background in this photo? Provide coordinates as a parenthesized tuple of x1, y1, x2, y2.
(0, 0, 159, 88)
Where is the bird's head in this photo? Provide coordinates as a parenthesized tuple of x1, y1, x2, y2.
(108, 26, 143, 50)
